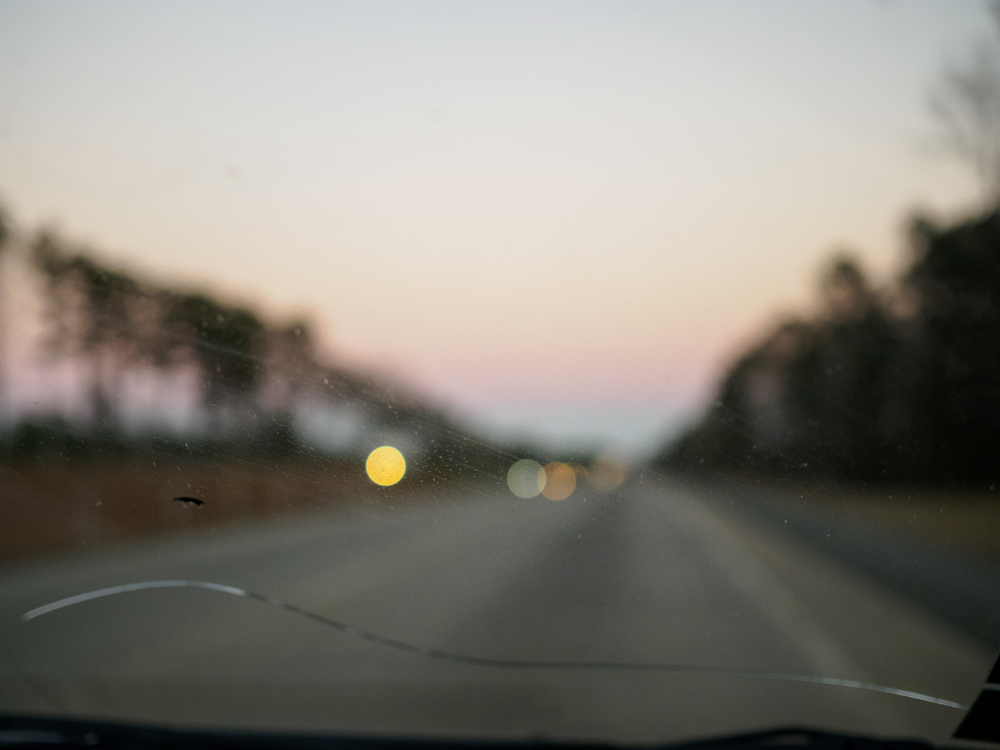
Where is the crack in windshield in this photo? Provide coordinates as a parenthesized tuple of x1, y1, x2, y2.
(21, 580, 969, 711)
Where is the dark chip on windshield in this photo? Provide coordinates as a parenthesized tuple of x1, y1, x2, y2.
(173, 496, 205, 507)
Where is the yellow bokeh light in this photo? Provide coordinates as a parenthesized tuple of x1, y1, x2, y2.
(366, 446, 406, 486)
(507, 459, 546, 498)
(542, 462, 576, 501)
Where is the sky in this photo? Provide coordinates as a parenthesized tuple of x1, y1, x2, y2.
(0, 0, 989, 457)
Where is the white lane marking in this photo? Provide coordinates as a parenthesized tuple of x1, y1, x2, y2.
(659, 490, 863, 680)
(655, 488, 924, 727)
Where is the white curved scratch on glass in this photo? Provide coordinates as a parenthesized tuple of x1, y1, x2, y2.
(22, 580, 969, 711)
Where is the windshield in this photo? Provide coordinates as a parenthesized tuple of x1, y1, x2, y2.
(0, 1, 998, 746)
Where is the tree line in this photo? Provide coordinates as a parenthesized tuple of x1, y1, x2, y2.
(0, 211, 514, 475)
(659, 204, 1000, 487)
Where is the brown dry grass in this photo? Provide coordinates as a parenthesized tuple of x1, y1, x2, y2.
(0, 457, 454, 563)
(757, 482, 1000, 562)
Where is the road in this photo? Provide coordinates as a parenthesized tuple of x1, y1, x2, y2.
(0, 472, 994, 745)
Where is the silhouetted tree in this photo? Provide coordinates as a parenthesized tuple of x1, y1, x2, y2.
(900, 209, 1000, 482)
(30, 233, 275, 437)
(31, 232, 147, 427)
(261, 319, 320, 409)
(0, 206, 10, 421)
(150, 291, 270, 447)
(18, 213, 504, 470)
(0, 207, 9, 250)
(660, 207, 1000, 488)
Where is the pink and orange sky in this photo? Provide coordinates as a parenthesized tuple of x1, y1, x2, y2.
(0, 0, 988, 456)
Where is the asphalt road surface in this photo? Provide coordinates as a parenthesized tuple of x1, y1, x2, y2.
(0, 472, 994, 745)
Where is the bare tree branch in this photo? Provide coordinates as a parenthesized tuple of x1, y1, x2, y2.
(930, 2, 1000, 202)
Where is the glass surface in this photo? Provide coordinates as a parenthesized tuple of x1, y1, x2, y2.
(0, 2, 998, 746)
